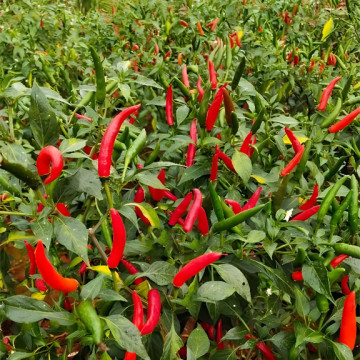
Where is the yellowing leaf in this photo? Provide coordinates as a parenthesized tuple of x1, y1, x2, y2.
(299, 197, 304, 204)
(136, 280, 150, 298)
(90, 265, 111, 275)
(126, 202, 161, 228)
(31, 292, 46, 300)
(321, 18, 333, 41)
(283, 135, 309, 145)
(251, 175, 266, 184)
(237, 30, 244, 40)
(354, 82, 360, 90)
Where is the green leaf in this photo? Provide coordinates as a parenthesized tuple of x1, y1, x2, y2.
(28, 83, 59, 147)
(30, 218, 53, 249)
(330, 340, 354, 360)
(160, 320, 183, 360)
(80, 274, 105, 300)
(176, 105, 190, 125)
(197, 281, 235, 301)
(294, 288, 310, 318)
(187, 324, 210, 359)
(178, 163, 209, 185)
(303, 260, 332, 300)
(59, 138, 87, 153)
(134, 75, 163, 89)
(141, 261, 177, 285)
(232, 151, 252, 184)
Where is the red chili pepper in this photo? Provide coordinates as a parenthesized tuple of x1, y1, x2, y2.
(124, 352, 136, 360)
(186, 119, 197, 167)
(206, 85, 225, 131)
(319, 62, 325, 75)
(240, 131, 253, 155)
(64, 297, 72, 311)
(98, 104, 142, 177)
(178, 53, 183, 65)
(164, 50, 171, 59)
(149, 169, 166, 201)
(290, 205, 320, 221)
(197, 76, 205, 102)
(131, 44, 139, 51)
(35, 278, 47, 292)
(329, 106, 360, 133)
(284, 127, 302, 153)
(292, 270, 303, 281)
(330, 254, 349, 268)
(107, 209, 126, 268)
(225, 199, 242, 214)
(308, 60, 316, 73)
(120, 259, 144, 285)
(307, 344, 317, 352)
(84, 145, 99, 160)
(40, 19, 44, 28)
(299, 183, 319, 211)
(327, 53, 337, 66)
(292, 55, 299, 66)
(165, 85, 174, 126)
(75, 113, 92, 122)
(216, 146, 236, 173)
(36, 146, 64, 184)
(339, 291, 356, 350)
(208, 60, 217, 90)
(179, 20, 189, 27)
(140, 289, 161, 335)
(210, 154, 219, 182)
(182, 65, 190, 88)
(197, 207, 209, 236)
(341, 275, 351, 295)
(134, 187, 151, 226)
(173, 252, 224, 287)
(154, 43, 160, 55)
(245, 334, 275, 360)
(183, 189, 203, 232)
(24, 241, 36, 276)
(216, 319, 224, 350)
(132, 291, 144, 331)
(229, 35, 235, 48)
(205, 18, 219, 31)
(242, 187, 262, 212)
(56, 203, 71, 217)
(317, 76, 342, 111)
(197, 21, 204, 36)
(78, 261, 88, 274)
(248, 135, 257, 157)
(280, 145, 305, 177)
(287, 51, 293, 63)
(35, 240, 78, 293)
(169, 192, 193, 226)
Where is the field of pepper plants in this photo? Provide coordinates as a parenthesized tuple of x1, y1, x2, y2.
(1, 0, 360, 358)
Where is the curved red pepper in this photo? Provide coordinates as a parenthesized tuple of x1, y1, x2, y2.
(329, 106, 360, 133)
(35, 278, 47, 292)
(318, 76, 342, 111)
(225, 199, 242, 214)
(35, 240, 78, 293)
(84, 145, 99, 160)
(292, 270, 303, 281)
(179, 20, 189, 27)
(245, 334, 275, 360)
(141, 289, 161, 335)
(208, 60, 217, 90)
(169, 192, 193, 226)
(216, 146, 235, 172)
(98, 104, 142, 177)
(78, 261, 88, 274)
(134, 187, 151, 226)
(341, 275, 351, 295)
(24, 241, 36, 276)
(210, 154, 219, 182)
(330, 254, 349, 268)
(197, 207, 209, 236)
(56, 203, 71, 217)
(206, 86, 225, 131)
(216, 319, 224, 350)
(149, 169, 166, 201)
(240, 132, 253, 155)
(183, 189, 203, 232)
(107, 209, 126, 268)
(36, 146, 64, 184)
(284, 127, 302, 153)
(197, 76, 204, 102)
(186, 119, 197, 167)
(299, 183, 318, 211)
(182, 65, 190, 88)
(120, 259, 144, 285)
(242, 187, 262, 212)
(339, 291, 356, 350)
(173, 252, 224, 287)
(290, 205, 320, 221)
(280, 145, 305, 177)
(132, 291, 144, 331)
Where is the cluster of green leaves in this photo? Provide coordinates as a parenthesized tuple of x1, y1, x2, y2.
(0, 0, 359, 359)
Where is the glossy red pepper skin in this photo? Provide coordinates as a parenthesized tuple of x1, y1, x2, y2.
(242, 187, 262, 212)
(24, 241, 36, 275)
(284, 127, 302, 153)
(149, 169, 166, 201)
(134, 187, 151, 226)
(197, 207, 209, 235)
(173, 252, 224, 287)
(317, 76, 342, 111)
(208, 60, 217, 90)
(183, 189, 203, 232)
(341, 275, 351, 295)
(98, 104, 142, 177)
(78, 261, 87, 274)
(124, 352, 136, 360)
(169, 192, 193, 226)
(64, 297, 72, 311)
(292, 270, 303, 281)
(182, 65, 190, 88)
(186, 119, 197, 167)
(216, 319, 224, 350)
(225, 199, 242, 214)
(35, 278, 47, 292)
(280, 145, 305, 177)
(35, 240, 78, 293)
(140, 289, 161, 335)
(216, 146, 235, 172)
(339, 291, 356, 350)
(240, 132, 253, 155)
(179, 20, 189, 27)
(308, 60, 316, 73)
(36, 146, 64, 184)
(248, 135, 257, 157)
(329, 106, 360, 133)
(245, 334, 275, 360)
(206, 18, 219, 31)
(84, 145, 98, 160)
(197, 76, 204, 102)
(56, 203, 71, 217)
(330, 254, 349, 268)
(132, 291, 144, 331)
(206, 86, 225, 131)
(299, 183, 319, 211)
(107, 209, 126, 268)
(120, 259, 144, 285)
(290, 205, 320, 221)
(210, 154, 219, 182)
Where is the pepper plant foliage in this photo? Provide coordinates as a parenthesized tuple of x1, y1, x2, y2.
(0, 0, 359, 359)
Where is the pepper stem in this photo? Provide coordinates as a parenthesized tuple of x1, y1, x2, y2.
(104, 181, 114, 209)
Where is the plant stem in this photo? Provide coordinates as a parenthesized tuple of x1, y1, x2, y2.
(104, 181, 113, 208)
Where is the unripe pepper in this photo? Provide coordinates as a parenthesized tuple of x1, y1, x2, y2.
(98, 104, 142, 177)
(299, 183, 319, 210)
(35, 240, 78, 293)
(173, 252, 224, 287)
(107, 209, 126, 268)
(339, 291, 356, 350)
(36, 146, 64, 184)
(318, 76, 342, 111)
(24, 241, 36, 275)
(208, 60, 217, 89)
(165, 85, 174, 126)
(141, 289, 161, 335)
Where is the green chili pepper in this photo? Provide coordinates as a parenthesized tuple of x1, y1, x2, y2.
(330, 189, 352, 238)
(320, 98, 342, 128)
(316, 293, 329, 313)
(294, 140, 312, 180)
(158, 69, 169, 89)
(345, 96, 360, 106)
(333, 243, 360, 258)
(324, 156, 347, 182)
(335, 55, 346, 70)
(342, 75, 353, 101)
(192, 36, 200, 51)
(220, 198, 243, 235)
(208, 182, 224, 221)
(214, 42, 226, 70)
(208, 42, 220, 64)
(106, 80, 118, 96)
(0, 173, 20, 196)
(273, 175, 289, 213)
(251, 108, 265, 134)
(89, 46, 106, 103)
(226, 37, 232, 69)
(187, 65, 198, 74)
(213, 203, 266, 233)
(328, 267, 346, 283)
(74, 91, 95, 113)
(316, 176, 348, 228)
(144, 142, 161, 166)
(308, 252, 323, 262)
(122, 129, 147, 180)
(76, 300, 104, 344)
(198, 86, 211, 126)
(231, 57, 246, 91)
(351, 138, 360, 158)
(172, 77, 191, 99)
(294, 248, 306, 267)
(349, 175, 358, 235)
(251, 138, 268, 163)
(101, 219, 113, 249)
(323, 250, 335, 267)
(230, 112, 239, 135)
